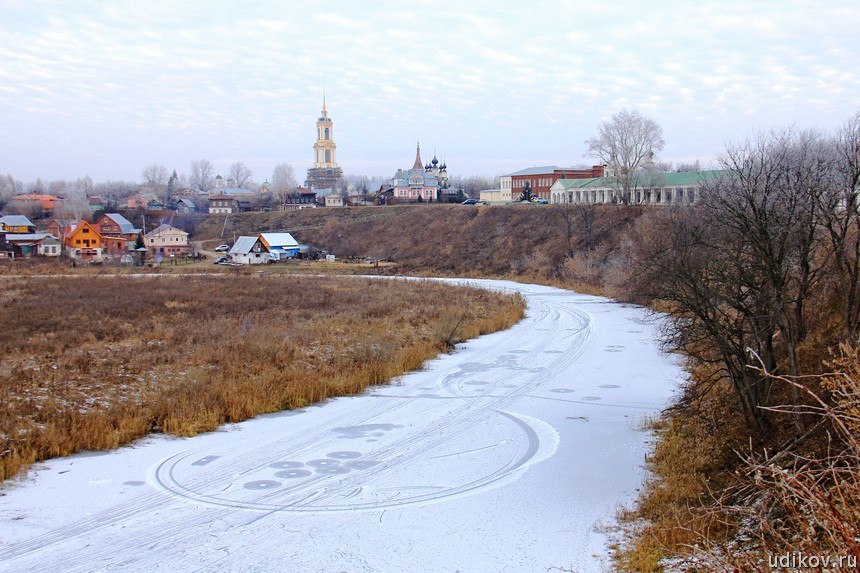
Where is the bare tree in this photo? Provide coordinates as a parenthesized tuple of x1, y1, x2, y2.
(229, 162, 253, 189)
(654, 159, 704, 173)
(446, 175, 494, 199)
(631, 127, 846, 433)
(817, 112, 860, 339)
(95, 180, 138, 210)
(60, 176, 95, 220)
(0, 174, 16, 210)
(189, 159, 215, 192)
(5, 198, 44, 220)
(26, 178, 46, 194)
(585, 109, 665, 205)
(271, 163, 297, 205)
(141, 164, 169, 186)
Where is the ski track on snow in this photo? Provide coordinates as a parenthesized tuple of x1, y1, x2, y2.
(0, 278, 682, 573)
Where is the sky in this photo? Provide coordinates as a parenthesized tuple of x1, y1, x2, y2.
(1, 0, 858, 184)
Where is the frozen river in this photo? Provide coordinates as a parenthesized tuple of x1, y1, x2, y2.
(0, 279, 682, 572)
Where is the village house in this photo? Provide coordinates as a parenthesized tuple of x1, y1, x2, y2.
(259, 232, 299, 260)
(95, 213, 140, 240)
(65, 221, 104, 260)
(147, 198, 167, 211)
(0, 215, 36, 233)
(208, 194, 251, 214)
(125, 196, 150, 209)
(9, 194, 63, 216)
(173, 198, 197, 214)
(228, 236, 270, 265)
(46, 218, 78, 249)
(144, 223, 189, 257)
(325, 194, 346, 207)
(281, 187, 317, 210)
(88, 197, 104, 213)
(92, 213, 140, 254)
(6, 233, 61, 257)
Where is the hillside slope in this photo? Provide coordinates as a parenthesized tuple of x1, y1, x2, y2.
(191, 205, 639, 290)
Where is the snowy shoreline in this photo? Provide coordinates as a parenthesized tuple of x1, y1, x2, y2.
(0, 278, 682, 573)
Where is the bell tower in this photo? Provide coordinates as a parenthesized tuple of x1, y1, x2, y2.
(306, 92, 343, 192)
(313, 94, 338, 168)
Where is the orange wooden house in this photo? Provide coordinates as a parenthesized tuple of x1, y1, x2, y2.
(65, 221, 104, 260)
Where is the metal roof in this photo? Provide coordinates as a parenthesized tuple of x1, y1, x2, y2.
(0, 215, 35, 227)
(7, 233, 58, 242)
(504, 166, 559, 177)
(552, 178, 600, 190)
(229, 236, 261, 255)
(145, 223, 187, 237)
(103, 213, 140, 234)
(553, 170, 725, 190)
(259, 232, 298, 248)
(218, 187, 256, 196)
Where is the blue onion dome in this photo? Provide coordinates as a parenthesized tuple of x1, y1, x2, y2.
(431, 156, 439, 165)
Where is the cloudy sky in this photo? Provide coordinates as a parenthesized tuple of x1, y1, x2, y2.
(1, 0, 857, 184)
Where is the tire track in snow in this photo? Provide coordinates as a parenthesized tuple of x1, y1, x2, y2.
(3, 280, 666, 573)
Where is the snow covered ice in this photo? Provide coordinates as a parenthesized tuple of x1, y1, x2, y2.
(0, 279, 683, 572)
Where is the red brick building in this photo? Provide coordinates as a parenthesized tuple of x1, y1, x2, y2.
(508, 165, 605, 201)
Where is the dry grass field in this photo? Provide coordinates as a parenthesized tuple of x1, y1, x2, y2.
(0, 274, 525, 481)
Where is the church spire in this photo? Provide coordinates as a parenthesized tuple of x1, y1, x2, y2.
(321, 90, 328, 119)
(412, 141, 423, 170)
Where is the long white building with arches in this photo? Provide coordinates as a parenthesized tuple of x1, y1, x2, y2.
(549, 170, 723, 205)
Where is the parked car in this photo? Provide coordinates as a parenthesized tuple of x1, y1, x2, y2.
(461, 198, 479, 205)
(532, 198, 549, 204)
(214, 244, 230, 252)
(213, 257, 229, 264)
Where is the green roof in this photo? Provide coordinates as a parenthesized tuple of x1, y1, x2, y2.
(554, 178, 599, 190)
(553, 170, 724, 190)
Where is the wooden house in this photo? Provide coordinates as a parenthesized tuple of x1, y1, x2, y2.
(94, 213, 140, 253)
(46, 218, 78, 249)
(0, 215, 36, 234)
(65, 221, 104, 260)
(144, 223, 189, 257)
(228, 236, 270, 265)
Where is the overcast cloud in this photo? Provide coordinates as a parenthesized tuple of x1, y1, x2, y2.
(1, 0, 857, 182)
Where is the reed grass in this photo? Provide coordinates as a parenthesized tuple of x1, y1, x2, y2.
(0, 274, 525, 481)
